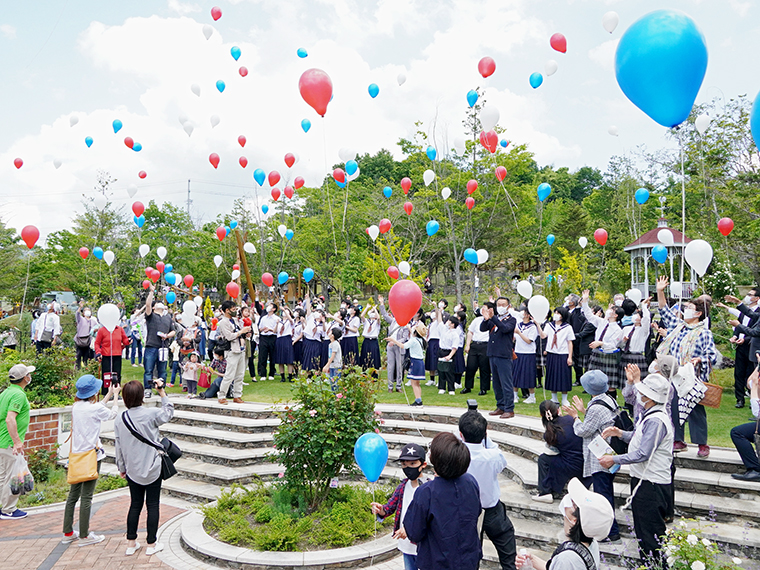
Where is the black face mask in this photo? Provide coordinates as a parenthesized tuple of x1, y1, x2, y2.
(402, 465, 422, 480)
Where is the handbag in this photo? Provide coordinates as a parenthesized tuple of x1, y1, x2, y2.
(41, 329, 53, 343)
(699, 382, 723, 409)
(123, 411, 182, 480)
(66, 412, 99, 484)
(198, 371, 211, 389)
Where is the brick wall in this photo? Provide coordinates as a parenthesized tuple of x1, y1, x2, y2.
(24, 411, 61, 452)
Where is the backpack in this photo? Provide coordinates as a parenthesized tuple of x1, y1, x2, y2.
(589, 397, 634, 455)
(547, 541, 595, 570)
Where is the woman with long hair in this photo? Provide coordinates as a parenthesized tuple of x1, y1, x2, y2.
(533, 400, 584, 504)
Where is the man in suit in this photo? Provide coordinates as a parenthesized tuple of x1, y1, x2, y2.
(720, 288, 760, 409)
(566, 294, 587, 387)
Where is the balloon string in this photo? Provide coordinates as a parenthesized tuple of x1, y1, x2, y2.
(19, 255, 31, 321)
(678, 128, 686, 305)
(321, 119, 338, 255)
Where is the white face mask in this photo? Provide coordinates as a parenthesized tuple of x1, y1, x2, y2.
(614, 299, 623, 307)
(635, 392, 646, 406)
(552, 313, 562, 322)
(496, 306, 508, 315)
(683, 308, 697, 320)
(605, 309, 614, 319)
(84, 310, 91, 317)
(438, 302, 445, 309)
(744, 296, 755, 306)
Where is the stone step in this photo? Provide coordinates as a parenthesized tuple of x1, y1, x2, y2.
(170, 409, 281, 433)
(100, 440, 272, 468)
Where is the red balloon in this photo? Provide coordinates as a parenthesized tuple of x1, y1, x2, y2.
(299, 68, 333, 117)
(401, 177, 412, 194)
(284, 186, 294, 199)
(156, 261, 165, 273)
(238, 135, 246, 147)
(132, 201, 144, 217)
(466, 197, 475, 210)
(495, 166, 507, 182)
(20, 225, 39, 249)
(138, 170, 147, 179)
(211, 6, 222, 20)
(594, 228, 608, 246)
(150, 269, 161, 282)
(145, 267, 154, 278)
(238, 66, 248, 77)
(142, 279, 151, 290)
(239, 156, 248, 168)
(262, 272, 274, 287)
(233, 264, 240, 270)
(717, 217, 734, 237)
(403, 201, 413, 216)
(124, 137, 134, 149)
(271, 188, 281, 201)
(284, 153, 295, 168)
(211, 318, 218, 327)
(467, 179, 478, 195)
(13, 158, 23, 169)
(268, 170, 281, 186)
(226, 281, 240, 299)
(387, 266, 400, 280)
(388, 279, 423, 326)
(184, 275, 194, 288)
(243, 317, 252, 327)
(209, 153, 220, 169)
(379, 218, 392, 234)
(78, 247, 89, 260)
(294, 176, 305, 189)
(479, 130, 498, 153)
(550, 33, 567, 53)
(216, 226, 226, 241)
(333, 168, 346, 183)
(478, 56, 496, 78)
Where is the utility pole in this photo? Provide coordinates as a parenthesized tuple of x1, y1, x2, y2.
(186, 179, 192, 217)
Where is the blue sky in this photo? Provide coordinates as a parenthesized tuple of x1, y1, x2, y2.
(0, 0, 757, 239)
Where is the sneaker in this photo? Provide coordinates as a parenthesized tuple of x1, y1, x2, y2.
(242, 382, 250, 386)
(438, 389, 445, 395)
(601, 535, 622, 543)
(125, 542, 141, 556)
(146, 542, 164, 556)
(0, 509, 28, 520)
(531, 494, 554, 504)
(425, 380, 435, 386)
(525, 395, 536, 404)
(454, 383, 462, 390)
(259, 377, 266, 382)
(268, 376, 275, 381)
(144, 389, 152, 399)
(513, 394, 520, 404)
(673, 441, 688, 453)
(697, 445, 710, 458)
(448, 391, 455, 396)
(405, 380, 412, 386)
(731, 469, 760, 481)
(410, 400, 423, 406)
(131, 364, 139, 368)
(77, 533, 105, 547)
(61, 531, 79, 544)
(198, 393, 206, 399)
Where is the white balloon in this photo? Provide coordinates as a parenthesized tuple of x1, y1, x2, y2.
(441, 187, 452, 200)
(423, 169, 436, 187)
(53, 159, 62, 169)
(453, 137, 466, 155)
(476, 249, 489, 264)
(278, 224, 287, 238)
(368, 225, 380, 241)
(695, 114, 711, 136)
(210, 114, 220, 128)
(202, 24, 213, 40)
(178, 112, 189, 126)
(193, 295, 204, 307)
(608, 125, 619, 137)
(517, 280, 533, 299)
(397, 72, 406, 86)
(670, 281, 683, 298)
(527, 295, 550, 324)
(214, 255, 223, 268)
(174, 274, 183, 288)
(127, 184, 138, 198)
(103, 250, 115, 266)
(243, 241, 256, 254)
(139, 244, 150, 258)
(602, 11, 619, 33)
(191, 83, 201, 97)
(578, 237, 588, 249)
(183, 299, 196, 314)
(97, 304, 120, 333)
(545, 60, 558, 76)
(93, 194, 107, 210)
(348, 167, 360, 182)
(69, 116, 79, 127)
(338, 148, 356, 162)
(183, 122, 194, 137)
(398, 261, 411, 276)
(157, 246, 167, 259)
(626, 288, 643, 305)
(480, 106, 500, 132)
(684, 239, 713, 277)
(657, 229, 674, 246)
(231, 269, 241, 280)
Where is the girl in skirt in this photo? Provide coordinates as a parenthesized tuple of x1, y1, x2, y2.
(387, 322, 428, 406)
(274, 307, 295, 382)
(437, 315, 460, 395)
(292, 309, 305, 376)
(341, 306, 361, 366)
(322, 312, 343, 369)
(425, 309, 441, 386)
(539, 306, 575, 406)
(302, 306, 325, 376)
(580, 289, 624, 391)
(535, 311, 550, 389)
(453, 310, 467, 389)
(513, 306, 538, 404)
(618, 299, 650, 392)
(359, 305, 381, 376)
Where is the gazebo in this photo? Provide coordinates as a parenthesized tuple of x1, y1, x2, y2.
(624, 217, 698, 300)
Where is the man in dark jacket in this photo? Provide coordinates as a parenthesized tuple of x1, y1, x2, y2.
(480, 298, 517, 419)
(566, 294, 588, 387)
(724, 290, 760, 408)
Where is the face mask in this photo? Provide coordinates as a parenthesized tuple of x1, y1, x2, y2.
(552, 313, 562, 322)
(614, 299, 623, 307)
(683, 309, 697, 320)
(402, 465, 422, 480)
(497, 306, 508, 315)
(84, 310, 91, 317)
(438, 302, 445, 309)
(635, 392, 646, 406)
(605, 309, 614, 319)
(558, 494, 574, 517)
(621, 315, 633, 326)
(744, 296, 754, 305)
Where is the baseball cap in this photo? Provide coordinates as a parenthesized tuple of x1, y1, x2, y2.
(635, 373, 670, 404)
(9, 364, 35, 382)
(398, 443, 426, 462)
(561, 478, 614, 541)
(75, 374, 103, 400)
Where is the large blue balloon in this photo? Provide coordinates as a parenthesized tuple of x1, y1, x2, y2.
(230, 46, 241, 61)
(132, 142, 142, 152)
(278, 271, 289, 285)
(345, 160, 358, 176)
(529, 73, 543, 89)
(303, 267, 314, 283)
(85, 136, 93, 148)
(651, 244, 668, 264)
(426, 220, 440, 236)
(615, 10, 708, 128)
(383, 186, 392, 198)
(253, 169, 266, 186)
(165, 272, 176, 285)
(426, 146, 437, 161)
(216, 80, 226, 93)
(301, 118, 311, 133)
(546, 234, 555, 245)
(285, 229, 294, 241)
(537, 183, 551, 202)
(368, 83, 379, 98)
(134, 215, 145, 228)
(464, 248, 478, 264)
(466, 90, 478, 107)
(112, 119, 122, 134)
(262, 204, 269, 214)
(93, 247, 103, 260)
(166, 291, 176, 304)
(635, 188, 650, 204)
(354, 432, 388, 483)
(225, 226, 231, 236)
(751, 90, 760, 152)
(296, 47, 308, 58)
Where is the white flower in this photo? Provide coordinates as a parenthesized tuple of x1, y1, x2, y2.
(668, 557, 676, 566)
(732, 558, 742, 565)
(664, 546, 675, 557)
(687, 534, 698, 546)
(691, 561, 706, 570)
(702, 538, 711, 547)
(680, 520, 688, 528)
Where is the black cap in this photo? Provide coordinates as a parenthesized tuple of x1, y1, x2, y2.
(398, 443, 426, 462)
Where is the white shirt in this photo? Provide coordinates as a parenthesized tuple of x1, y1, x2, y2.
(258, 314, 279, 336)
(344, 316, 360, 338)
(71, 400, 119, 461)
(545, 322, 575, 355)
(397, 477, 431, 555)
(292, 322, 304, 342)
(404, 337, 425, 360)
(514, 321, 538, 354)
(427, 320, 442, 340)
(438, 326, 459, 352)
(463, 440, 507, 509)
(362, 318, 380, 339)
(621, 308, 651, 354)
(468, 317, 489, 343)
(35, 312, 62, 341)
(581, 303, 622, 352)
(456, 326, 465, 348)
(277, 319, 293, 337)
(303, 314, 322, 340)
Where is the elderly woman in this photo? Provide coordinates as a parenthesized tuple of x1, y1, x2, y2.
(655, 276, 717, 458)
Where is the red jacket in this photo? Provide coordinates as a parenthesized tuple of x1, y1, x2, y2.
(94, 326, 130, 357)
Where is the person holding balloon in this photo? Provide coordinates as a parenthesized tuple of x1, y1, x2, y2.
(256, 301, 279, 382)
(378, 296, 410, 393)
(538, 307, 575, 407)
(358, 305, 381, 378)
(274, 307, 296, 383)
(580, 291, 624, 394)
(301, 295, 326, 376)
(480, 298, 518, 419)
(386, 322, 428, 406)
(142, 286, 176, 399)
(94, 314, 131, 396)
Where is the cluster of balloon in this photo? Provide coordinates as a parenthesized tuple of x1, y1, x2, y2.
(615, 10, 708, 128)
(303, 267, 314, 283)
(717, 217, 734, 237)
(517, 280, 533, 299)
(478, 57, 496, 78)
(651, 244, 668, 264)
(634, 188, 650, 204)
(463, 248, 489, 265)
(578, 236, 588, 249)
(299, 69, 333, 117)
(479, 130, 498, 153)
(388, 280, 422, 326)
(684, 239, 713, 276)
(537, 183, 551, 202)
(21, 226, 39, 249)
(426, 220, 440, 236)
(368, 83, 379, 98)
(354, 432, 388, 483)
(594, 228, 608, 246)
(528, 295, 550, 323)
(546, 234, 555, 245)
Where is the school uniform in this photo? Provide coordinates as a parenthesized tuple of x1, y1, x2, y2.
(301, 314, 324, 372)
(437, 327, 459, 392)
(513, 321, 538, 389)
(425, 321, 441, 374)
(536, 319, 549, 385)
(380, 305, 408, 389)
(619, 308, 651, 384)
(341, 316, 361, 366)
(257, 313, 279, 378)
(454, 326, 466, 384)
(464, 317, 491, 392)
(568, 306, 587, 383)
(544, 322, 575, 393)
(274, 320, 294, 365)
(292, 322, 304, 367)
(581, 303, 624, 390)
(404, 337, 426, 381)
(359, 318, 381, 371)
(480, 312, 517, 414)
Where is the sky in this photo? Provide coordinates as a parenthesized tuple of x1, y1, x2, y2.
(0, 0, 757, 242)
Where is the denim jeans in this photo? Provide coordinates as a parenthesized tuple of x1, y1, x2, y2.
(130, 337, 142, 365)
(403, 553, 417, 570)
(143, 347, 167, 389)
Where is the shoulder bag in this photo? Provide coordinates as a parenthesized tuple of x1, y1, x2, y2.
(123, 410, 182, 480)
(66, 411, 99, 485)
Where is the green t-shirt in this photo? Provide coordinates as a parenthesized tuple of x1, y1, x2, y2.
(0, 384, 30, 448)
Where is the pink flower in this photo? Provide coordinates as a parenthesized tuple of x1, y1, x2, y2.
(278, 472, 285, 478)
(336, 393, 344, 399)
(375, 428, 380, 434)
(374, 411, 382, 416)
(380, 420, 385, 425)
(309, 409, 317, 417)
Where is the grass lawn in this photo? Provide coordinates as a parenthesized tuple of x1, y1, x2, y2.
(18, 467, 127, 508)
(119, 361, 747, 448)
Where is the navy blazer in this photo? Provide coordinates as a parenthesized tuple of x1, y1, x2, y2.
(480, 314, 516, 359)
(734, 303, 760, 363)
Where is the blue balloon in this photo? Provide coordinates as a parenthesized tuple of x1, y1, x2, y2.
(499, 139, 508, 148)
(368, 83, 379, 98)
(635, 188, 650, 205)
(751, 90, 760, 151)
(262, 204, 269, 214)
(546, 275, 554, 283)
(225, 226, 230, 236)
(230, 220, 238, 229)
(546, 234, 556, 245)
(529, 73, 543, 89)
(301, 118, 311, 133)
(230, 46, 241, 61)
(652, 244, 668, 264)
(426, 220, 440, 236)
(253, 168, 266, 186)
(85, 136, 93, 148)
(345, 160, 358, 176)
(166, 291, 176, 304)
(464, 248, 479, 264)
(216, 80, 226, 93)
(165, 273, 176, 285)
(537, 183, 551, 202)
(296, 47, 308, 58)
(93, 247, 103, 260)
(303, 267, 314, 283)
(164, 264, 173, 274)
(383, 186, 392, 198)
(278, 271, 289, 285)
(285, 229, 294, 241)
(615, 10, 708, 128)
(134, 215, 145, 228)
(132, 142, 142, 152)
(426, 146, 437, 161)
(112, 119, 122, 134)
(336, 179, 346, 189)
(466, 89, 479, 107)
(353, 432, 388, 483)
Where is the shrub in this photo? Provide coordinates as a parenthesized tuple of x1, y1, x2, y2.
(26, 447, 58, 483)
(647, 520, 745, 570)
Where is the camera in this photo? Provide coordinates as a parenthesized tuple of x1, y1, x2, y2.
(467, 399, 478, 411)
(153, 379, 165, 390)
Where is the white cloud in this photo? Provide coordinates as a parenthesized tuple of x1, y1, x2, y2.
(167, 0, 201, 15)
(0, 24, 16, 39)
(588, 38, 618, 71)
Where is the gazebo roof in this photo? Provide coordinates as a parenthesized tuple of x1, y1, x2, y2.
(624, 219, 692, 252)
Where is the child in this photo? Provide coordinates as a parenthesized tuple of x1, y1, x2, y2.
(387, 322, 428, 406)
(513, 306, 538, 404)
(323, 327, 343, 390)
(539, 306, 575, 406)
(437, 315, 460, 395)
(199, 347, 232, 400)
(370, 443, 431, 570)
(359, 305, 381, 377)
(168, 339, 181, 388)
(182, 352, 201, 397)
